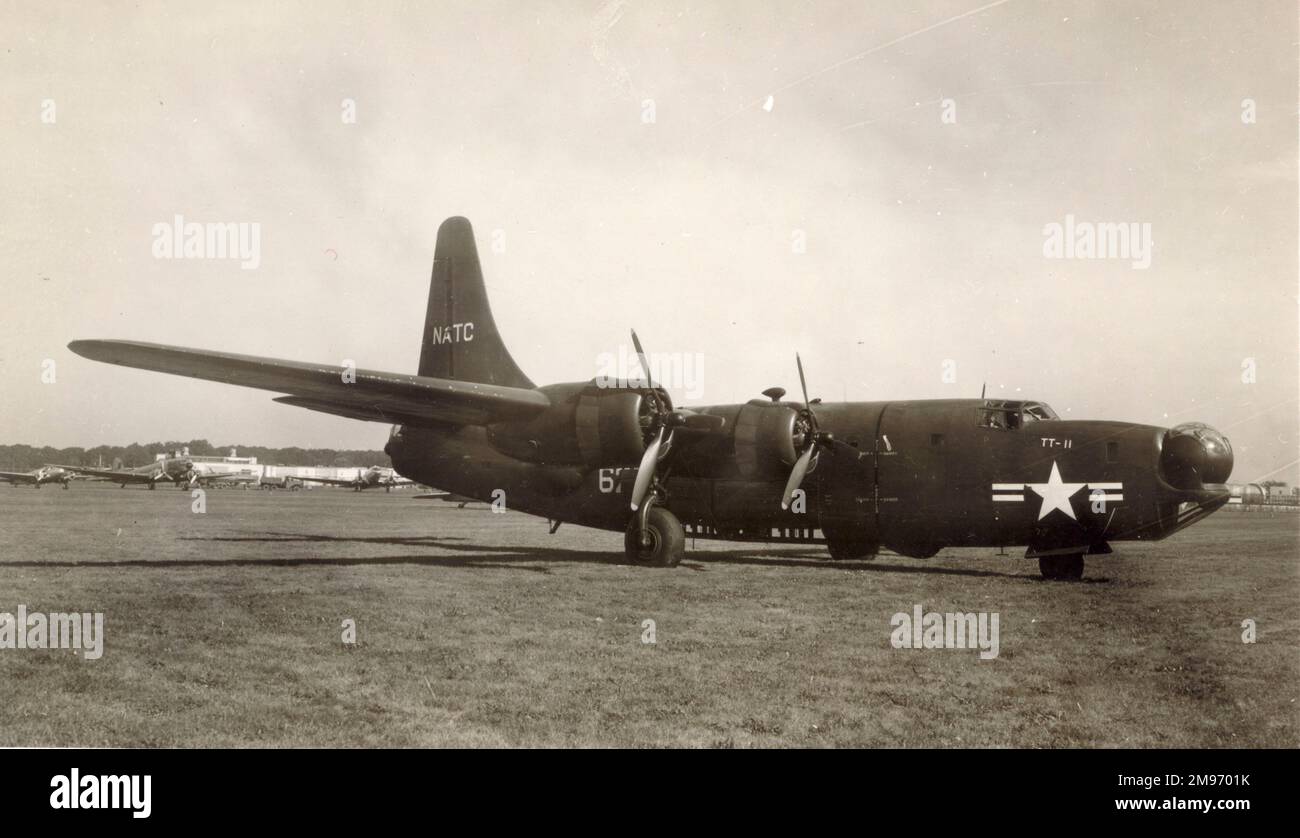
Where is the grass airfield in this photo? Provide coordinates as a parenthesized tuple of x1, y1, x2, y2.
(0, 481, 1295, 747)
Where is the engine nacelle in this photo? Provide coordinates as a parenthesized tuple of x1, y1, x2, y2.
(732, 399, 801, 479)
(486, 381, 658, 468)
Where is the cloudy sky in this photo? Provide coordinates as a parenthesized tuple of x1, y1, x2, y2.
(2, 0, 1296, 483)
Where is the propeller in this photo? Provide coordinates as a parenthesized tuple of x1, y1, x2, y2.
(627, 330, 683, 512)
(780, 353, 833, 510)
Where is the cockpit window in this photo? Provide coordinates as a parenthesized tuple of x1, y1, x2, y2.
(1024, 402, 1058, 421)
(978, 407, 1021, 430)
(977, 400, 1057, 430)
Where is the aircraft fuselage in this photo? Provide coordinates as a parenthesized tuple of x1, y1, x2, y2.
(386, 397, 1230, 559)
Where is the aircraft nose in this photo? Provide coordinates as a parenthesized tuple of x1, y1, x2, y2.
(1160, 422, 1233, 488)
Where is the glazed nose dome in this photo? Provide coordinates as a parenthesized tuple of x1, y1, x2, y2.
(1160, 422, 1233, 488)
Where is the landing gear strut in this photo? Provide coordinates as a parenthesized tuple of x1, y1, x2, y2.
(624, 505, 685, 567)
(1039, 554, 1084, 581)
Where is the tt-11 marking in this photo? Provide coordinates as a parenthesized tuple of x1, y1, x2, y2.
(1040, 437, 1073, 449)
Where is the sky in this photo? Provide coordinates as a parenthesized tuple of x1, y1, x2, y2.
(1, 0, 1296, 484)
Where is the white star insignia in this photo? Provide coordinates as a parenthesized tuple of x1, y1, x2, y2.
(1027, 461, 1086, 521)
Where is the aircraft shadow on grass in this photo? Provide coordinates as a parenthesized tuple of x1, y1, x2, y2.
(0, 531, 1092, 580)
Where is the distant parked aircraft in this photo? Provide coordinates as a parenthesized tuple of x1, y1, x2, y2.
(0, 466, 72, 489)
(55, 457, 192, 489)
(180, 465, 261, 489)
(413, 489, 479, 507)
(297, 466, 414, 492)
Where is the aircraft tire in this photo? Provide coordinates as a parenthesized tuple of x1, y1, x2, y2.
(624, 507, 685, 568)
(825, 537, 875, 561)
(1039, 554, 1084, 581)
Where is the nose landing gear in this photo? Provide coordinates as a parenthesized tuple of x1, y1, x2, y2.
(624, 505, 685, 567)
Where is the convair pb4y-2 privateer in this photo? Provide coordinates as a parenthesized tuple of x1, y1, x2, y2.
(70, 217, 1238, 579)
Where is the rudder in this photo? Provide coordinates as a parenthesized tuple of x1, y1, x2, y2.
(418, 217, 534, 388)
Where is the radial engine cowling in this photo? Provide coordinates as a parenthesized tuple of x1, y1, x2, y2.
(486, 381, 657, 468)
(1160, 422, 1233, 489)
(732, 399, 802, 479)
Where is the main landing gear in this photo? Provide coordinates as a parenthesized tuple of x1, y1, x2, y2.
(1039, 554, 1084, 581)
(624, 505, 685, 568)
(825, 536, 876, 561)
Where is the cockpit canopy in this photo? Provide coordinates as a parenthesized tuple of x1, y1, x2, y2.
(977, 400, 1058, 431)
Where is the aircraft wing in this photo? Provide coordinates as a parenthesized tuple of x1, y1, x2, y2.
(0, 471, 38, 484)
(68, 340, 551, 427)
(192, 471, 256, 485)
(296, 475, 360, 487)
(54, 465, 164, 484)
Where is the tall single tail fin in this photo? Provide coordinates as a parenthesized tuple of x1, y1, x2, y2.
(417, 217, 534, 388)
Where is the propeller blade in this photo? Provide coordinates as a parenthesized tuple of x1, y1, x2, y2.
(630, 426, 664, 511)
(796, 353, 810, 408)
(630, 329, 654, 390)
(781, 444, 815, 510)
(796, 353, 818, 432)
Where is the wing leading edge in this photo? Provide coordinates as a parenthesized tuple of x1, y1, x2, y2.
(67, 340, 551, 427)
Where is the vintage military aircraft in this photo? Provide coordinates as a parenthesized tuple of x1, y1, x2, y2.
(0, 466, 73, 489)
(68, 217, 1236, 579)
(56, 456, 193, 489)
(413, 489, 482, 507)
(179, 465, 261, 490)
(297, 465, 415, 492)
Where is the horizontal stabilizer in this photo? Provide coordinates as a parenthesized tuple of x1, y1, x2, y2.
(68, 340, 550, 428)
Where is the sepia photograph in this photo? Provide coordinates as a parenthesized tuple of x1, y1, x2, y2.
(1, 0, 1296, 802)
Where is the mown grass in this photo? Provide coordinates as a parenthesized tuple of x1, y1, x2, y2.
(0, 483, 1295, 747)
